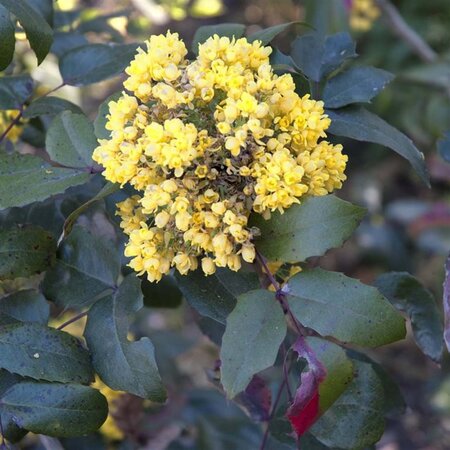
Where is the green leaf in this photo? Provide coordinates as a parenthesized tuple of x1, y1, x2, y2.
(327, 106, 430, 186)
(42, 226, 119, 309)
(46, 111, 97, 168)
(0, 5, 15, 71)
(0, 153, 90, 210)
(23, 97, 83, 119)
(304, 0, 348, 35)
(324, 66, 394, 109)
(248, 22, 308, 45)
(0, 290, 49, 324)
(192, 23, 246, 54)
(291, 32, 356, 82)
(0, 0, 53, 65)
(59, 43, 139, 86)
(28, 0, 53, 27)
(0, 75, 33, 109)
(0, 381, 107, 437)
(94, 91, 122, 139)
(175, 268, 260, 324)
(0, 322, 94, 383)
(311, 360, 385, 449)
(220, 289, 286, 398)
(251, 195, 365, 263)
(51, 31, 88, 58)
(306, 337, 354, 413)
(142, 273, 183, 309)
(375, 272, 444, 363)
(438, 131, 450, 163)
(62, 182, 120, 238)
(287, 269, 406, 347)
(85, 274, 166, 401)
(0, 226, 56, 280)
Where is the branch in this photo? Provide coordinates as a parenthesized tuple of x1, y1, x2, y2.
(376, 0, 437, 63)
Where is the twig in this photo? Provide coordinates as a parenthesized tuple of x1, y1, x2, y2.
(376, 0, 437, 63)
(57, 311, 88, 330)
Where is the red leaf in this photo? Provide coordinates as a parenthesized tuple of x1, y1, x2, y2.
(444, 253, 450, 352)
(286, 337, 327, 439)
(286, 371, 320, 436)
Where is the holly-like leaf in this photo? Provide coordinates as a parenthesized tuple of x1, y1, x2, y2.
(327, 106, 430, 186)
(51, 31, 88, 57)
(0, 381, 107, 437)
(23, 97, 83, 119)
(142, 273, 183, 309)
(0, 153, 90, 210)
(84, 274, 166, 401)
(248, 22, 308, 45)
(445, 255, 450, 352)
(94, 91, 122, 139)
(0, 290, 49, 324)
(311, 360, 385, 449)
(59, 43, 139, 86)
(291, 32, 356, 82)
(0, 226, 56, 280)
(176, 268, 260, 324)
(375, 272, 444, 363)
(0, 322, 94, 383)
(0, 0, 53, 65)
(438, 131, 450, 163)
(0, 75, 33, 109)
(46, 111, 97, 168)
(0, 5, 15, 71)
(323, 66, 394, 108)
(251, 195, 365, 263)
(287, 269, 406, 347)
(220, 289, 286, 398)
(192, 23, 246, 54)
(42, 226, 120, 309)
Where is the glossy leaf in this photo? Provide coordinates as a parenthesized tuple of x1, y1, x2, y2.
(0, 322, 93, 383)
(376, 272, 444, 362)
(324, 66, 394, 108)
(251, 195, 365, 262)
(23, 97, 83, 119)
(94, 91, 122, 139)
(327, 106, 430, 186)
(51, 31, 88, 57)
(291, 32, 356, 82)
(0, 0, 53, 65)
(85, 274, 166, 401)
(59, 43, 139, 86)
(0, 226, 56, 280)
(311, 360, 385, 449)
(287, 269, 406, 347)
(46, 111, 96, 168)
(42, 226, 119, 309)
(176, 268, 259, 324)
(220, 289, 286, 398)
(192, 23, 246, 54)
(248, 22, 308, 45)
(0, 153, 90, 210)
(142, 273, 183, 309)
(0, 5, 15, 71)
(0, 381, 107, 437)
(0, 75, 33, 109)
(437, 131, 450, 163)
(0, 290, 49, 324)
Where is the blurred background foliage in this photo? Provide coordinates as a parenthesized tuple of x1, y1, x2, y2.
(2, 0, 449, 449)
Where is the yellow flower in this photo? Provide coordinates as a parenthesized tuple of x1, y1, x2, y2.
(93, 32, 347, 283)
(349, 0, 380, 31)
(0, 110, 23, 143)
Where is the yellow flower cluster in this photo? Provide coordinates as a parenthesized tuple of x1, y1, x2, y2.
(350, 0, 380, 31)
(0, 110, 22, 143)
(93, 32, 347, 282)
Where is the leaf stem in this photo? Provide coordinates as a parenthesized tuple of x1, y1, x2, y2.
(57, 311, 88, 330)
(0, 107, 23, 145)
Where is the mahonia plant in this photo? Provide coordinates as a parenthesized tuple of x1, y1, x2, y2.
(93, 32, 347, 282)
(0, 2, 445, 450)
(346, 0, 381, 31)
